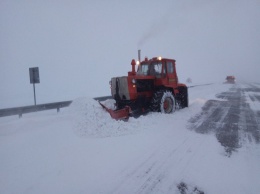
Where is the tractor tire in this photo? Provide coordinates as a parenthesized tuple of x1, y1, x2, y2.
(150, 90, 176, 113)
(178, 86, 188, 108)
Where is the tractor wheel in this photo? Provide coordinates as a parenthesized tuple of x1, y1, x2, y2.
(150, 90, 176, 113)
(178, 86, 189, 108)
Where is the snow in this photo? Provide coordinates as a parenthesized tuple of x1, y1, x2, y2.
(1, 83, 260, 194)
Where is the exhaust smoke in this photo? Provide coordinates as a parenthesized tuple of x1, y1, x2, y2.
(137, 14, 170, 48)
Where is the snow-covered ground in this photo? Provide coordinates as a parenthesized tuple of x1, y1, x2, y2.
(1, 83, 260, 194)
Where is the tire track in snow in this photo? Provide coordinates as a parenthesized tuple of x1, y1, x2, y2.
(110, 133, 207, 194)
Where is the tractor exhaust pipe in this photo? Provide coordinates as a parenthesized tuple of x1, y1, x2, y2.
(138, 49, 141, 62)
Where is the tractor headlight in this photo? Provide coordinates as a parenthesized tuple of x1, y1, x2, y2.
(132, 79, 136, 84)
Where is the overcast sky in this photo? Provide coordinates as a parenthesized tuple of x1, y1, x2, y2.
(1, 0, 260, 108)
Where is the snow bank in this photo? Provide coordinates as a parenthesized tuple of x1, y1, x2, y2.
(65, 97, 146, 138)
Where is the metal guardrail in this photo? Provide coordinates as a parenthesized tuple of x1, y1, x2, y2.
(188, 83, 213, 88)
(0, 101, 72, 118)
(0, 84, 213, 119)
(0, 96, 113, 118)
(93, 96, 113, 101)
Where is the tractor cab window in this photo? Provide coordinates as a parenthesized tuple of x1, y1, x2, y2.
(150, 62, 162, 77)
(137, 63, 149, 75)
(137, 62, 163, 77)
(166, 61, 174, 74)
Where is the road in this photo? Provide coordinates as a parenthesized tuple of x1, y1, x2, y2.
(189, 83, 260, 156)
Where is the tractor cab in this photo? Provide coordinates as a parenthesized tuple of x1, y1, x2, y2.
(136, 57, 178, 88)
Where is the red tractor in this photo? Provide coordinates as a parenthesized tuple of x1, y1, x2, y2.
(100, 56, 188, 120)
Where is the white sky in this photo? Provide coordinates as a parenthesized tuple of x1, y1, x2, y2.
(1, 0, 260, 108)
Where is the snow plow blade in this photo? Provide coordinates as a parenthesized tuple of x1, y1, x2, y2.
(99, 101, 130, 120)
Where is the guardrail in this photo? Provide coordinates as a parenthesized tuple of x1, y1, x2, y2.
(0, 101, 72, 118)
(0, 83, 213, 119)
(93, 96, 113, 101)
(188, 83, 213, 88)
(0, 96, 113, 118)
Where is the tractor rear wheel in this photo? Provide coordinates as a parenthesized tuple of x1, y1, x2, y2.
(177, 86, 188, 108)
(150, 90, 176, 113)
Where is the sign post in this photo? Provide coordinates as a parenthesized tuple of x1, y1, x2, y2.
(29, 67, 40, 105)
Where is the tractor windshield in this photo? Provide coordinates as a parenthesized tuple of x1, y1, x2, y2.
(151, 62, 162, 77)
(137, 62, 162, 77)
(137, 63, 149, 75)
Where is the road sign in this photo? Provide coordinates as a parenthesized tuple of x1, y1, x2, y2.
(29, 67, 40, 84)
(29, 67, 40, 105)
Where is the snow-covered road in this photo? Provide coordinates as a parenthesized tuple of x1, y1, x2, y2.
(1, 83, 260, 194)
(189, 83, 260, 156)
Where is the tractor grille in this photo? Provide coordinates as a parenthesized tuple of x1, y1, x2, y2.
(136, 79, 154, 92)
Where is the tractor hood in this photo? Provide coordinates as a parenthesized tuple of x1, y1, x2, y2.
(111, 76, 154, 101)
(111, 76, 130, 100)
